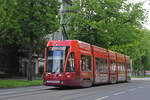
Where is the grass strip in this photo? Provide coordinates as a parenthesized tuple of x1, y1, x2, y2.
(0, 79, 43, 88)
(132, 75, 150, 78)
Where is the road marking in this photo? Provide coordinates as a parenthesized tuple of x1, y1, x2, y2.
(0, 88, 48, 96)
(138, 86, 144, 89)
(95, 96, 109, 100)
(128, 88, 136, 91)
(113, 91, 126, 96)
(0, 91, 17, 95)
(143, 85, 150, 87)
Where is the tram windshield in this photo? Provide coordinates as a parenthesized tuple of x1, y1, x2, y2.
(46, 46, 69, 73)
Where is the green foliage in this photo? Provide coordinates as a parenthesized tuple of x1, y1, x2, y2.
(66, 0, 150, 74)
(67, 0, 145, 48)
(0, 0, 150, 76)
(0, 0, 60, 50)
(110, 29, 150, 74)
(0, 0, 60, 80)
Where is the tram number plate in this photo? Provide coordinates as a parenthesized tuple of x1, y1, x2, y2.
(47, 80, 60, 83)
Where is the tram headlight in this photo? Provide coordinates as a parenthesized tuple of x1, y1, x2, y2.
(59, 73, 64, 77)
(46, 73, 49, 76)
(66, 75, 71, 78)
(45, 73, 51, 76)
(59, 74, 62, 77)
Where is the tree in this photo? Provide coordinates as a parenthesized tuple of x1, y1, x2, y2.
(132, 29, 150, 75)
(66, 0, 145, 48)
(110, 28, 150, 75)
(66, 0, 149, 75)
(0, 0, 60, 80)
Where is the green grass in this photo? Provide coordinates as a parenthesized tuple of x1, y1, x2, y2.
(0, 79, 43, 88)
(132, 75, 150, 78)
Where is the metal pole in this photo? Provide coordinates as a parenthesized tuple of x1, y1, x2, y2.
(55, 0, 72, 40)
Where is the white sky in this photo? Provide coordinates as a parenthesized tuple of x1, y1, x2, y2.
(130, 0, 150, 30)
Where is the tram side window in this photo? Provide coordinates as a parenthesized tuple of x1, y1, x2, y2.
(66, 53, 75, 72)
(122, 63, 125, 72)
(81, 55, 86, 71)
(104, 59, 108, 73)
(96, 58, 105, 73)
(81, 55, 92, 72)
(100, 59, 104, 73)
(96, 58, 100, 72)
(118, 62, 125, 72)
(118, 62, 122, 72)
(87, 56, 91, 71)
(110, 60, 116, 72)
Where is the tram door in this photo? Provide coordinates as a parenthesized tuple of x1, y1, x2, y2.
(95, 58, 108, 83)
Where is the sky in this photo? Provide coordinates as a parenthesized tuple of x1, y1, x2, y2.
(131, 0, 150, 30)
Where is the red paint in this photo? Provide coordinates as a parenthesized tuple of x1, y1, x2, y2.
(43, 40, 131, 87)
(44, 48, 46, 72)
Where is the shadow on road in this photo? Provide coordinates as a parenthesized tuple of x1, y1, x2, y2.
(45, 81, 130, 91)
(45, 86, 84, 91)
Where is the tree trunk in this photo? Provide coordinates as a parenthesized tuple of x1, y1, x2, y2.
(28, 1, 34, 81)
(143, 65, 145, 76)
(28, 33, 33, 81)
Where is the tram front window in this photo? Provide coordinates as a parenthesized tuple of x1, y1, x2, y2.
(46, 46, 69, 73)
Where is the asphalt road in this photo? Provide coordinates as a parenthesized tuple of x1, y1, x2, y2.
(0, 78, 150, 100)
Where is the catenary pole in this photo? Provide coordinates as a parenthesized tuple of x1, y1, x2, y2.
(54, 0, 72, 40)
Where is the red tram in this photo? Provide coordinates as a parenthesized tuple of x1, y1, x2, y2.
(43, 40, 132, 87)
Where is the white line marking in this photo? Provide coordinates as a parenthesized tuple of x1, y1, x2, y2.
(95, 96, 109, 100)
(128, 88, 136, 91)
(144, 85, 150, 87)
(138, 86, 144, 89)
(0, 88, 47, 96)
(113, 91, 126, 96)
(0, 91, 17, 95)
